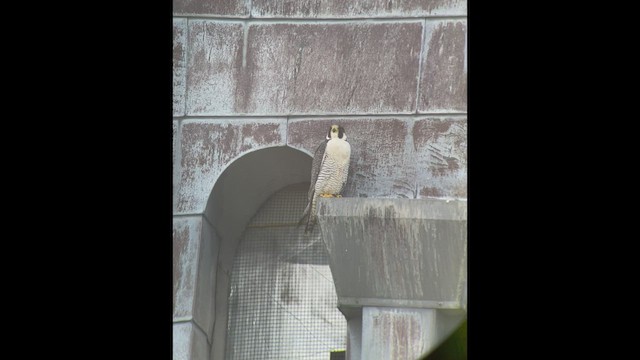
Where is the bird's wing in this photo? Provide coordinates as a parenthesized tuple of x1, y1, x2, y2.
(308, 139, 328, 202)
(340, 142, 351, 192)
(298, 139, 329, 229)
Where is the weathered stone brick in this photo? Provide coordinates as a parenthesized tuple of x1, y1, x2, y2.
(251, 0, 467, 18)
(186, 21, 423, 116)
(173, 323, 192, 360)
(412, 116, 467, 198)
(173, 0, 250, 17)
(173, 18, 187, 116)
(288, 116, 467, 200)
(362, 308, 435, 360)
(418, 20, 467, 113)
(173, 216, 220, 342)
(174, 120, 181, 208)
(186, 21, 244, 116)
(173, 216, 202, 320)
(173, 322, 210, 360)
(175, 118, 287, 214)
(288, 118, 417, 199)
(194, 218, 219, 341)
(243, 22, 422, 115)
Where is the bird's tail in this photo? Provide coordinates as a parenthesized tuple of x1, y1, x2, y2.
(298, 201, 311, 227)
(298, 195, 318, 233)
(304, 195, 319, 233)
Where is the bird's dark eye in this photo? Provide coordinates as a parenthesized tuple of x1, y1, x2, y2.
(332, 128, 337, 133)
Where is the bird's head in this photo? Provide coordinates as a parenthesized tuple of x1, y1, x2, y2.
(326, 124, 347, 141)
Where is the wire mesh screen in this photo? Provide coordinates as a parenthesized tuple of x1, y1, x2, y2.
(225, 182, 347, 360)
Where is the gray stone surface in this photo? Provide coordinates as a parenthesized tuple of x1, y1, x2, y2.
(175, 117, 467, 214)
(173, 216, 202, 320)
(211, 268, 231, 360)
(418, 19, 467, 113)
(243, 22, 422, 115)
(251, 0, 467, 18)
(413, 116, 467, 198)
(173, 215, 220, 343)
(174, 118, 287, 214)
(191, 325, 210, 360)
(288, 118, 416, 199)
(173, 18, 187, 116)
(362, 307, 435, 360)
(173, 322, 192, 360)
(316, 198, 467, 307)
(288, 116, 467, 200)
(186, 21, 245, 116)
(173, 0, 250, 17)
(173, 322, 211, 360)
(173, 120, 181, 209)
(173, 216, 219, 341)
(194, 218, 219, 342)
(347, 316, 363, 360)
(186, 21, 423, 116)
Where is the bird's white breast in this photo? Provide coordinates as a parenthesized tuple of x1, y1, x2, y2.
(314, 138, 351, 196)
(326, 138, 351, 163)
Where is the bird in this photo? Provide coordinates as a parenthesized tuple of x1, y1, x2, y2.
(299, 124, 351, 233)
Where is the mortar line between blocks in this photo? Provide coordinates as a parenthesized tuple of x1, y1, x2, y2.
(176, 113, 468, 120)
(173, 213, 206, 219)
(173, 15, 467, 23)
(183, 18, 191, 117)
(242, 20, 249, 68)
(415, 18, 428, 114)
(174, 118, 183, 211)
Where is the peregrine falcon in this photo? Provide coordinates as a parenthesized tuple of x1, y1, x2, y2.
(299, 124, 351, 233)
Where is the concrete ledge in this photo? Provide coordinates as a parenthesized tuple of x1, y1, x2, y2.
(317, 198, 467, 359)
(316, 198, 467, 309)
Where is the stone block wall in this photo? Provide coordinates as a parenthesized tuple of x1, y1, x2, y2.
(173, 1, 466, 359)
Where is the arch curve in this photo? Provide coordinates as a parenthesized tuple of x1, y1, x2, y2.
(205, 145, 313, 359)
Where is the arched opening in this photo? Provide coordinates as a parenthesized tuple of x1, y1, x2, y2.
(225, 183, 347, 359)
(205, 146, 346, 359)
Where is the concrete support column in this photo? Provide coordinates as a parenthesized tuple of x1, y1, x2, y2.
(362, 307, 435, 360)
(345, 307, 466, 360)
(173, 215, 220, 360)
(346, 310, 363, 360)
(317, 198, 467, 360)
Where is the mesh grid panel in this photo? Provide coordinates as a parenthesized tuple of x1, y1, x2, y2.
(225, 183, 347, 360)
